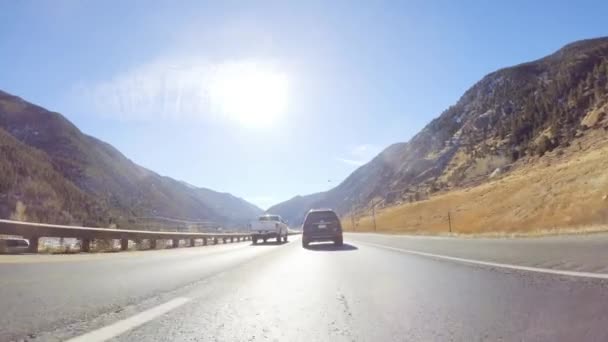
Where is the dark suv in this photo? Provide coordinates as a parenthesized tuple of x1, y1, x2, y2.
(302, 209, 343, 247)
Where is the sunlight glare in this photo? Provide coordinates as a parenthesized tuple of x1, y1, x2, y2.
(209, 62, 289, 127)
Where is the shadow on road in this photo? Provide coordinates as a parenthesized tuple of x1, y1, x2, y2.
(250, 240, 287, 246)
(304, 243, 358, 252)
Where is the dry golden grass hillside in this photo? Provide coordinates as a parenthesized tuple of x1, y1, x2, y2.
(270, 37, 608, 227)
(345, 130, 608, 236)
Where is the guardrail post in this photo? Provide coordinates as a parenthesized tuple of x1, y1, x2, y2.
(121, 239, 129, 251)
(27, 236, 39, 253)
(190, 238, 196, 247)
(213, 237, 218, 245)
(222, 237, 227, 244)
(230, 237, 234, 243)
(81, 239, 91, 253)
(150, 239, 157, 250)
(172, 239, 179, 248)
(203, 237, 208, 246)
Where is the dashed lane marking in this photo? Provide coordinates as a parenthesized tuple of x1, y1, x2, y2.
(65, 297, 191, 342)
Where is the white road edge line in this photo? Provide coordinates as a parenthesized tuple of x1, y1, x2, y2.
(356, 241, 608, 280)
(65, 297, 191, 342)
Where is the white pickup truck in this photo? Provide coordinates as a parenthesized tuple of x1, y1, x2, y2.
(249, 214, 289, 244)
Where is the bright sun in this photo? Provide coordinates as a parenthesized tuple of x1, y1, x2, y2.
(209, 62, 289, 127)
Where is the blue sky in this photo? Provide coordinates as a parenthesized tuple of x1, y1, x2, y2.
(1, 1, 607, 209)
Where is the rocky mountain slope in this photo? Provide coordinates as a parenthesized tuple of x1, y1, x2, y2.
(0, 90, 262, 227)
(267, 193, 325, 227)
(269, 37, 608, 225)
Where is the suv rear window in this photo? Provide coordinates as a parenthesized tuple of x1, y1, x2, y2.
(304, 211, 339, 223)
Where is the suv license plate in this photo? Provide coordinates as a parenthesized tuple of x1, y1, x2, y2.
(318, 224, 327, 229)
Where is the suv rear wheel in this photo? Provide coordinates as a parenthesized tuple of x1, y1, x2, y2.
(334, 237, 343, 246)
(302, 239, 309, 248)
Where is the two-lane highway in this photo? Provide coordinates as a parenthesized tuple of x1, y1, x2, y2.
(0, 240, 279, 342)
(4, 233, 608, 341)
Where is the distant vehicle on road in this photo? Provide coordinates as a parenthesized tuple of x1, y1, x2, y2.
(0, 238, 30, 254)
(249, 214, 289, 244)
(302, 209, 343, 248)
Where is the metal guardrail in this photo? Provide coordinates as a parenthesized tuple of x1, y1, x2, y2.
(0, 219, 252, 253)
(131, 216, 226, 232)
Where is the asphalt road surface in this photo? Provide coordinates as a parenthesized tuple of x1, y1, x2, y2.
(3, 233, 608, 341)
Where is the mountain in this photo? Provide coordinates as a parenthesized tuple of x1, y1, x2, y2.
(266, 193, 325, 226)
(269, 37, 608, 225)
(0, 90, 263, 228)
(191, 187, 264, 225)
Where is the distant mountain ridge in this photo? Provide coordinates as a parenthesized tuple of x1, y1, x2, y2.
(268, 37, 608, 225)
(0, 90, 263, 228)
